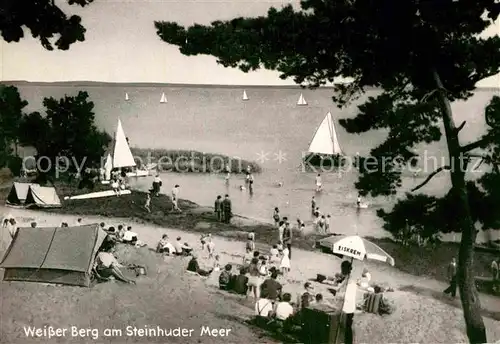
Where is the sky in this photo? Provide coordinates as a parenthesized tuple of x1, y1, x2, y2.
(0, 0, 499, 86)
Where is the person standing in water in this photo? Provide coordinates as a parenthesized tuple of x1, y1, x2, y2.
(356, 194, 362, 208)
(315, 174, 322, 192)
(248, 173, 254, 192)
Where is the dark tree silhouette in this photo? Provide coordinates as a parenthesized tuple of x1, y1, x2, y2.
(0, 0, 93, 50)
(154, 1, 500, 342)
(19, 91, 111, 173)
(0, 85, 28, 167)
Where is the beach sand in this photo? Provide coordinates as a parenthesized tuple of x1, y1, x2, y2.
(1, 206, 500, 343)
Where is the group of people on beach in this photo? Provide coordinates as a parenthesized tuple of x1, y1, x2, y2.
(214, 195, 232, 223)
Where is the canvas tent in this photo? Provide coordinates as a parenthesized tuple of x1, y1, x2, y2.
(6, 182, 39, 206)
(24, 185, 62, 208)
(0, 224, 107, 287)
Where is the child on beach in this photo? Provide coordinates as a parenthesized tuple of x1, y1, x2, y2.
(213, 255, 221, 272)
(280, 247, 291, 277)
(206, 235, 215, 259)
(144, 193, 151, 213)
(246, 232, 255, 253)
(270, 245, 280, 263)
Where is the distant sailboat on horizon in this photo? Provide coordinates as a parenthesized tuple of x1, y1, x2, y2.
(160, 92, 167, 103)
(297, 93, 307, 106)
(242, 90, 249, 101)
(125, 93, 129, 101)
(303, 112, 345, 167)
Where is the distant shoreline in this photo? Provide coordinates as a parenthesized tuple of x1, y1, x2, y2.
(3, 80, 498, 91)
(131, 148, 261, 174)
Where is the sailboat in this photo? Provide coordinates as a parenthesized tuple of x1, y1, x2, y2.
(242, 90, 249, 101)
(160, 92, 167, 103)
(303, 112, 345, 167)
(125, 93, 129, 101)
(297, 93, 307, 106)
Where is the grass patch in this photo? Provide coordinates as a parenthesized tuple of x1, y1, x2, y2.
(131, 148, 261, 174)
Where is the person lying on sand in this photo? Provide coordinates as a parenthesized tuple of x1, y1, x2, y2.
(94, 244, 136, 284)
(186, 255, 212, 277)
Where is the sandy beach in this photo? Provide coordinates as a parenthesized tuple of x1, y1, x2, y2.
(2, 205, 500, 343)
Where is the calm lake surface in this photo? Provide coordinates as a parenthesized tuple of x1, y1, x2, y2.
(13, 83, 500, 242)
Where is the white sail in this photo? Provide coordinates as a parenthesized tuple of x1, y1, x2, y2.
(242, 90, 249, 101)
(104, 153, 112, 180)
(307, 112, 343, 155)
(297, 93, 307, 106)
(125, 93, 129, 101)
(160, 92, 167, 103)
(113, 119, 136, 168)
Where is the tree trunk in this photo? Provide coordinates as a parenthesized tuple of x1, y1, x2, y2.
(432, 69, 487, 343)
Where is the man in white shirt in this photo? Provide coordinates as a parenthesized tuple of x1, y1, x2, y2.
(315, 174, 322, 192)
(171, 185, 181, 212)
(338, 261, 357, 344)
(255, 298, 274, 318)
(275, 293, 294, 320)
(122, 226, 138, 243)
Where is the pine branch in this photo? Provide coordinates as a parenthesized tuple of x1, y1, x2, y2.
(456, 121, 466, 133)
(411, 165, 451, 192)
(461, 133, 495, 152)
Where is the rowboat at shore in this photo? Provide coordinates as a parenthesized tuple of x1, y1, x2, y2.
(64, 189, 131, 200)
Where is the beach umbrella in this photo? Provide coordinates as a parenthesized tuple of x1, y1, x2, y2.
(331, 235, 395, 266)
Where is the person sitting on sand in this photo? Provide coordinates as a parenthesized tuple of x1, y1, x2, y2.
(296, 218, 305, 231)
(173, 237, 184, 255)
(186, 255, 212, 277)
(255, 297, 274, 318)
(8, 219, 18, 238)
(182, 242, 193, 255)
(273, 207, 280, 226)
(122, 226, 138, 245)
(232, 267, 249, 295)
(243, 250, 254, 265)
(298, 282, 315, 309)
(94, 244, 135, 284)
(275, 293, 294, 321)
(218, 264, 233, 290)
(116, 225, 125, 240)
(260, 271, 283, 302)
(100, 222, 107, 231)
(156, 234, 175, 255)
(269, 245, 280, 263)
(358, 268, 372, 290)
(213, 255, 221, 272)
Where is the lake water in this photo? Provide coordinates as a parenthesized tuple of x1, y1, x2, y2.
(13, 83, 500, 242)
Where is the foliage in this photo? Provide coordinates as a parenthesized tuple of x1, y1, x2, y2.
(155, 1, 500, 342)
(0, 0, 93, 50)
(0, 85, 27, 167)
(19, 91, 111, 173)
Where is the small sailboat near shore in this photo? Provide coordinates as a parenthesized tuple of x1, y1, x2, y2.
(303, 112, 345, 167)
(125, 93, 129, 101)
(242, 90, 249, 101)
